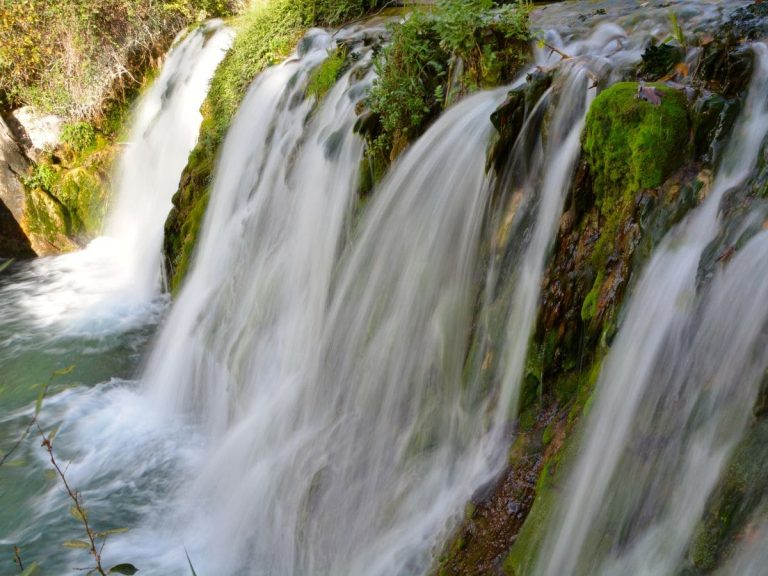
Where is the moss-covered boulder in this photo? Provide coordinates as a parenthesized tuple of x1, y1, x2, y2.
(55, 144, 115, 235)
(23, 187, 78, 254)
(19, 132, 117, 253)
(583, 82, 690, 267)
(584, 82, 689, 208)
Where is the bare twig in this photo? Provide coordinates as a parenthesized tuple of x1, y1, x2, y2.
(37, 423, 107, 576)
(13, 546, 23, 572)
(542, 41, 572, 60)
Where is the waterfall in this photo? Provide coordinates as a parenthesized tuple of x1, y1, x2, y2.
(106, 20, 234, 302)
(4, 3, 768, 576)
(136, 19, 647, 575)
(535, 43, 768, 576)
(0, 21, 232, 334)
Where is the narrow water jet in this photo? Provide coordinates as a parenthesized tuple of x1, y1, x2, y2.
(535, 43, 768, 576)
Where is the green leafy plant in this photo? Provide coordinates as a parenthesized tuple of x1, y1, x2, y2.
(367, 10, 449, 160)
(21, 163, 58, 194)
(61, 122, 97, 153)
(365, 0, 530, 164)
(307, 48, 348, 100)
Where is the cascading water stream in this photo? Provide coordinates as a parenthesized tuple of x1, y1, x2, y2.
(0, 21, 232, 336)
(106, 21, 234, 302)
(535, 42, 768, 576)
(135, 19, 648, 576)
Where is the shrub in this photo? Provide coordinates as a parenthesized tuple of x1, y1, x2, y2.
(0, 0, 243, 117)
(366, 0, 530, 163)
(368, 11, 449, 160)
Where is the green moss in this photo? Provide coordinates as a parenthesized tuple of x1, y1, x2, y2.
(580, 271, 603, 323)
(24, 188, 72, 250)
(585, 83, 689, 201)
(504, 358, 603, 575)
(58, 165, 111, 234)
(61, 121, 96, 152)
(687, 420, 768, 571)
(307, 48, 347, 100)
(584, 82, 690, 267)
(172, 191, 210, 294)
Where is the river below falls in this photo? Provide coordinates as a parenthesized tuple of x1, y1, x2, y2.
(0, 253, 192, 572)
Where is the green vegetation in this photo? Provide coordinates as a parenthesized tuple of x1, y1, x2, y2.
(203, 0, 384, 144)
(164, 0, 388, 291)
(0, 0, 241, 118)
(22, 122, 119, 250)
(585, 83, 689, 207)
(583, 82, 690, 266)
(61, 122, 96, 153)
(366, 0, 531, 163)
(307, 48, 348, 100)
(503, 359, 603, 576)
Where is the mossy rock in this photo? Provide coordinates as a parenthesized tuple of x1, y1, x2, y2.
(23, 187, 77, 253)
(584, 82, 690, 208)
(307, 47, 348, 100)
(686, 419, 768, 572)
(57, 165, 110, 236)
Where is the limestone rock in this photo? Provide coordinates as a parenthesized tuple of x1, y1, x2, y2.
(11, 106, 63, 161)
(0, 116, 30, 223)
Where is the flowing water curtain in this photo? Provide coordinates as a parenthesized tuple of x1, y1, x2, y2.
(139, 29, 378, 573)
(0, 22, 233, 335)
(535, 42, 768, 576)
(106, 21, 234, 302)
(134, 15, 669, 575)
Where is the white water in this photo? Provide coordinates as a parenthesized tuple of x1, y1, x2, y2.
(130, 18, 661, 575)
(0, 22, 232, 336)
(536, 43, 768, 576)
(106, 21, 233, 301)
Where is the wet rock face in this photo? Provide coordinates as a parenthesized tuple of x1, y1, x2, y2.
(23, 186, 79, 255)
(489, 69, 553, 175)
(0, 115, 36, 256)
(0, 197, 34, 258)
(698, 135, 768, 289)
(726, 2, 768, 41)
(0, 116, 30, 223)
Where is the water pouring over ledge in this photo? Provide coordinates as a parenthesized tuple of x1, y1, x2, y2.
(0, 18, 234, 573)
(134, 16, 666, 574)
(0, 21, 233, 337)
(535, 42, 768, 576)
